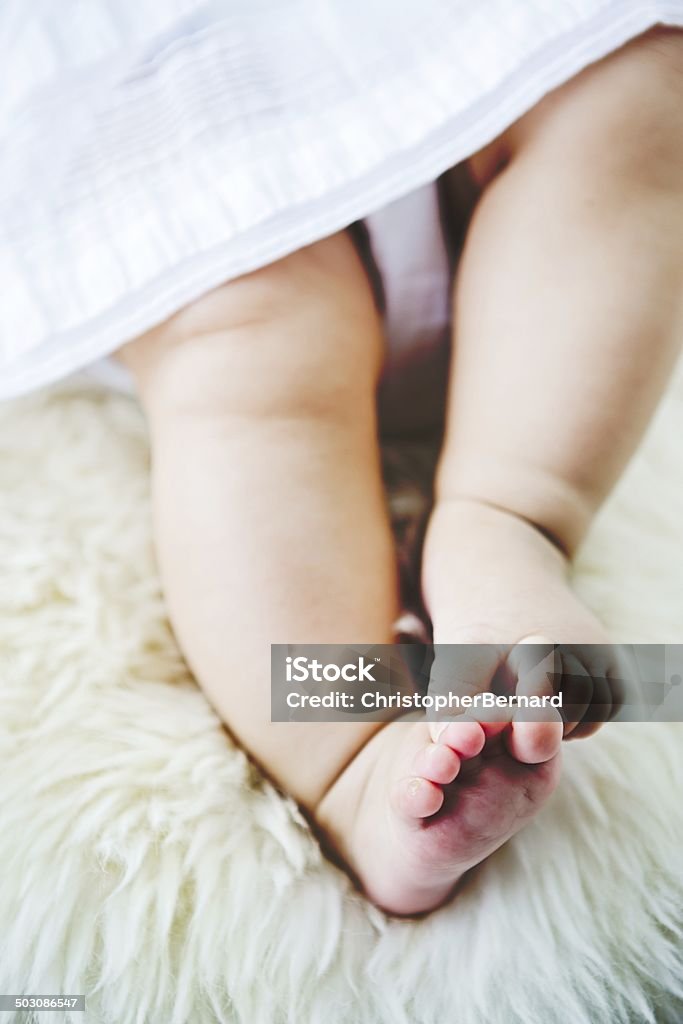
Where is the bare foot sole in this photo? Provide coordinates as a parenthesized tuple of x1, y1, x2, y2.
(424, 498, 620, 739)
(317, 501, 616, 915)
(317, 714, 562, 916)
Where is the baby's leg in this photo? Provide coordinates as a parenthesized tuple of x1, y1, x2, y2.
(120, 233, 398, 809)
(425, 30, 683, 734)
(121, 234, 560, 917)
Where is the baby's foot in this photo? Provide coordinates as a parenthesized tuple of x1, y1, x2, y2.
(423, 497, 619, 737)
(317, 713, 561, 915)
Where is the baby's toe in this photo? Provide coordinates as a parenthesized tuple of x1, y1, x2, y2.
(413, 742, 461, 784)
(506, 713, 563, 764)
(430, 718, 486, 759)
(393, 776, 444, 819)
(562, 645, 623, 737)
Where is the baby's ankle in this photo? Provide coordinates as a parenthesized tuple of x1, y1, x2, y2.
(422, 495, 568, 627)
(434, 451, 596, 558)
(430, 494, 570, 557)
(439, 495, 574, 562)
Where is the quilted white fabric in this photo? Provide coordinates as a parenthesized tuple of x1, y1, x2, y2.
(2, 0, 683, 398)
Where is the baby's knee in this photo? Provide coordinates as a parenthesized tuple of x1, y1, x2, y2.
(508, 28, 683, 194)
(120, 233, 383, 422)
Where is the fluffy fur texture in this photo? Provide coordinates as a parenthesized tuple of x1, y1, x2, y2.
(1, 366, 683, 1024)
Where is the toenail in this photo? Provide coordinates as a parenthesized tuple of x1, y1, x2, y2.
(407, 778, 424, 796)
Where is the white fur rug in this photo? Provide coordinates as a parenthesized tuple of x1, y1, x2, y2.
(1, 364, 683, 1024)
